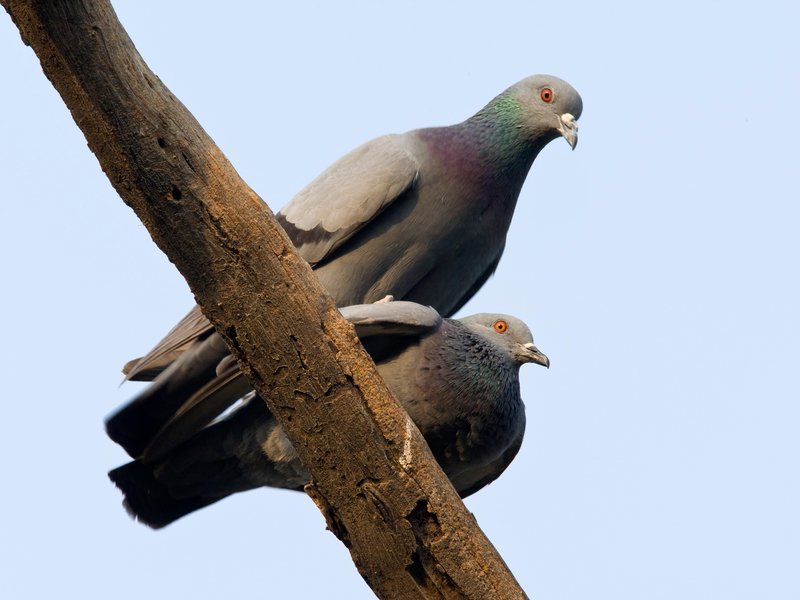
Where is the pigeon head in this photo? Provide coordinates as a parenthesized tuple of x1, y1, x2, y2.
(480, 75, 583, 150)
(458, 314, 550, 369)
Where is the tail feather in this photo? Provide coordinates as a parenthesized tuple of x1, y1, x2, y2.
(108, 398, 309, 528)
(109, 461, 226, 529)
(107, 333, 230, 458)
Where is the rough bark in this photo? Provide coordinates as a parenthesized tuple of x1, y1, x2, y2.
(1, 1, 528, 598)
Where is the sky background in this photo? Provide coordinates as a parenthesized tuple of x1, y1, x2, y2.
(2, 1, 799, 598)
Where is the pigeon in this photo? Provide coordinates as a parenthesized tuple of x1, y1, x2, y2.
(108, 301, 550, 528)
(106, 74, 581, 458)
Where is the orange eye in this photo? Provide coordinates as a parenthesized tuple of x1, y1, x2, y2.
(493, 320, 508, 333)
(540, 87, 554, 103)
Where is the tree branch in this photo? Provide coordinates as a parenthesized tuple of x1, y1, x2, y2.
(1, 1, 527, 598)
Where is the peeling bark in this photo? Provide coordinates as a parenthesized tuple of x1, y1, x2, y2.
(1, 1, 528, 598)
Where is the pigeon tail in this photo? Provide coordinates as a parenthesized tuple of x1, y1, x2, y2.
(109, 461, 227, 529)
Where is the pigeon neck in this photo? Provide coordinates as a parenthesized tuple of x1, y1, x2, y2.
(422, 97, 548, 196)
(467, 93, 552, 160)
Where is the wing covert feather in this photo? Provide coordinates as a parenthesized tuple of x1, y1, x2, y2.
(277, 135, 420, 265)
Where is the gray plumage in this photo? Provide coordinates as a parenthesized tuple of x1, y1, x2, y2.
(106, 74, 581, 459)
(108, 302, 549, 528)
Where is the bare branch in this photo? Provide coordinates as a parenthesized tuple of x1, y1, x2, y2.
(1, 1, 527, 598)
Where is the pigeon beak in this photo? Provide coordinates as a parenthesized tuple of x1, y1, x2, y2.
(522, 342, 550, 369)
(557, 113, 579, 150)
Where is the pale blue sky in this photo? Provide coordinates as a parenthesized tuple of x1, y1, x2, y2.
(2, 2, 799, 598)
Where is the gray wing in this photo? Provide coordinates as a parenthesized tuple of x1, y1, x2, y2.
(118, 301, 442, 463)
(339, 301, 442, 338)
(276, 134, 420, 266)
(122, 135, 418, 380)
(118, 135, 419, 424)
(123, 305, 214, 381)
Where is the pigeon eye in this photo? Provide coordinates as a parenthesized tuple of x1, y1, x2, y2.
(493, 320, 508, 333)
(540, 87, 554, 103)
